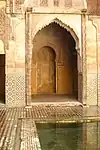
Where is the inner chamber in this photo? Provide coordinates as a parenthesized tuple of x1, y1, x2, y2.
(31, 22, 78, 99)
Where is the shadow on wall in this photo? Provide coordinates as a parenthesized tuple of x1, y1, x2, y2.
(0, 54, 5, 103)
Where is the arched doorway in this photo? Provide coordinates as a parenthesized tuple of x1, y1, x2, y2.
(31, 46, 56, 95)
(31, 22, 79, 101)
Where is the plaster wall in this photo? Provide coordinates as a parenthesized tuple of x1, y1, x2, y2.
(86, 17, 97, 105)
(86, 16, 100, 106)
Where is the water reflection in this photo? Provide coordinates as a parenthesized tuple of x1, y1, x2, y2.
(36, 122, 100, 150)
(84, 122, 100, 150)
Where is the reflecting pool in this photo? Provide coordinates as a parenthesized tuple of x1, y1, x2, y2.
(36, 122, 100, 150)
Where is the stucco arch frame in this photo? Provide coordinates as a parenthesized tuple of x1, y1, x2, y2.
(32, 17, 80, 51)
(26, 16, 82, 105)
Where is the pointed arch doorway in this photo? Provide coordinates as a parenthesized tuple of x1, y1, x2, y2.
(30, 21, 82, 103)
(32, 46, 56, 95)
(25, 17, 83, 105)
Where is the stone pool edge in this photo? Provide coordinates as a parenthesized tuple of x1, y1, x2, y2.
(19, 119, 42, 150)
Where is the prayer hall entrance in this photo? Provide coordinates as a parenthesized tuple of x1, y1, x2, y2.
(31, 22, 80, 102)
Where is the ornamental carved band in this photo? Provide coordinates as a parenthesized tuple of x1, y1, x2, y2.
(6, 0, 86, 13)
(0, 7, 12, 51)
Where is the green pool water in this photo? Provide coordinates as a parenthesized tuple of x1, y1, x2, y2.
(36, 122, 100, 150)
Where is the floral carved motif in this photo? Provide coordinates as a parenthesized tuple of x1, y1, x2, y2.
(0, 8, 5, 39)
(0, 7, 12, 50)
(40, 0, 48, 6)
(6, 0, 25, 13)
(54, 0, 59, 7)
(15, 0, 25, 12)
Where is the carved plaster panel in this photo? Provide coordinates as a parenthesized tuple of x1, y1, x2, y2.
(0, 7, 13, 51)
(6, 0, 87, 14)
(31, 16, 80, 50)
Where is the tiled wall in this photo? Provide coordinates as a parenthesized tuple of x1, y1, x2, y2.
(6, 73, 25, 107)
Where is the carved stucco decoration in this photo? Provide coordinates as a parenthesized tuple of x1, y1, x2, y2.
(0, 8, 5, 39)
(24, 0, 87, 8)
(0, 7, 13, 51)
(31, 16, 82, 73)
(32, 17, 79, 51)
(40, 0, 48, 6)
(14, 0, 25, 12)
(6, 0, 87, 13)
(87, 0, 100, 15)
(53, 0, 59, 7)
(6, 0, 13, 13)
(6, 0, 25, 13)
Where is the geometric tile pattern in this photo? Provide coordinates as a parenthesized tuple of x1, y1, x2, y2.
(0, 105, 100, 149)
(6, 73, 25, 107)
(6, 75, 15, 106)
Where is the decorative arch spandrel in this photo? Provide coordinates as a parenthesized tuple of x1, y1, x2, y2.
(32, 17, 80, 51)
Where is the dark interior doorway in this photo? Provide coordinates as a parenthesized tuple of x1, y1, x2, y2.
(0, 54, 5, 103)
(67, 33, 78, 98)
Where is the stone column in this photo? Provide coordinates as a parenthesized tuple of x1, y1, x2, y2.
(97, 24, 100, 106)
(77, 48, 83, 103)
(81, 12, 87, 105)
(25, 9, 33, 105)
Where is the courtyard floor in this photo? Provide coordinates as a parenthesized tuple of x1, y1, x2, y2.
(0, 102, 100, 150)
